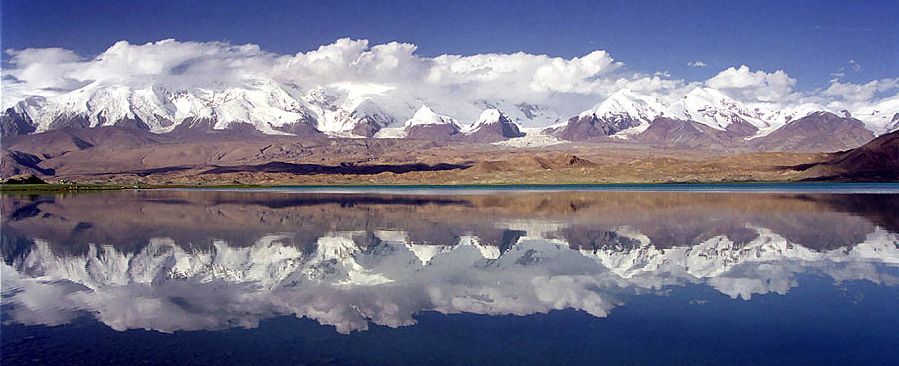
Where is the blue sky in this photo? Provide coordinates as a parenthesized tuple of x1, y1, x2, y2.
(1, 0, 896, 90)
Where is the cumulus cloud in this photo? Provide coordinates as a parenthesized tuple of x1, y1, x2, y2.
(2, 38, 625, 100)
(529, 50, 621, 93)
(5, 39, 282, 92)
(688, 61, 707, 68)
(1, 38, 897, 124)
(822, 78, 899, 103)
(5, 47, 87, 90)
(0, 38, 673, 117)
(705, 65, 799, 103)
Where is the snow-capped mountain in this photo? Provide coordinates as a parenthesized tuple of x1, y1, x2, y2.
(552, 87, 789, 141)
(578, 89, 667, 138)
(550, 89, 667, 141)
(748, 111, 875, 152)
(466, 109, 508, 132)
(300, 83, 409, 137)
(402, 105, 462, 139)
(549, 87, 863, 146)
(0, 78, 567, 139)
(664, 87, 775, 136)
(404, 105, 459, 128)
(4, 80, 321, 135)
(549, 86, 859, 143)
(462, 108, 525, 142)
(889, 115, 899, 133)
(474, 100, 563, 128)
(852, 95, 899, 134)
(2, 75, 896, 152)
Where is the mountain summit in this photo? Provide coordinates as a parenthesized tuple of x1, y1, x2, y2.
(463, 109, 525, 142)
(403, 106, 461, 139)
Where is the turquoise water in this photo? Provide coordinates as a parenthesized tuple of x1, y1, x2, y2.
(195, 182, 899, 194)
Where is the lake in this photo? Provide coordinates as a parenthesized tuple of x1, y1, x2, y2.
(2, 186, 899, 365)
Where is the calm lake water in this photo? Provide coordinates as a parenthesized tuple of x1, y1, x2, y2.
(2, 186, 899, 365)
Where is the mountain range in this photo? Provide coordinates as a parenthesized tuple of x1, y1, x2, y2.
(4, 79, 898, 152)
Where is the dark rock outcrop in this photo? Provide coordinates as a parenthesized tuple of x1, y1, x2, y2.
(169, 118, 289, 139)
(552, 114, 621, 141)
(270, 118, 324, 138)
(464, 113, 525, 143)
(1, 174, 47, 184)
(724, 118, 759, 138)
(0, 150, 55, 178)
(0, 108, 37, 137)
(48, 114, 92, 130)
(350, 116, 384, 138)
(405, 124, 461, 140)
(111, 116, 151, 130)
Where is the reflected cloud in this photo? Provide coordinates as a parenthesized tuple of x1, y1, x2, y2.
(2, 191, 898, 333)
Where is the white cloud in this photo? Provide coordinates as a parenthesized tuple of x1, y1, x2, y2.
(2, 39, 897, 125)
(822, 78, 899, 103)
(5, 47, 86, 90)
(529, 50, 621, 93)
(5, 226, 898, 334)
(705, 65, 798, 103)
(2, 38, 638, 120)
(6, 39, 282, 92)
(688, 61, 707, 68)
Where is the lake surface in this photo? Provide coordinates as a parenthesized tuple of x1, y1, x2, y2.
(2, 187, 899, 365)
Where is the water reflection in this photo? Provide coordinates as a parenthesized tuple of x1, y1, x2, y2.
(2, 190, 898, 333)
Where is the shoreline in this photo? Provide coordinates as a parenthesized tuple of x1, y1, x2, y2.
(4, 181, 899, 194)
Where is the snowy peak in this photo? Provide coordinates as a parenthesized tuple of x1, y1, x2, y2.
(3, 74, 892, 150)
(760, 103, 826, 126)
(402, 105, 462, 139)
(477, 108, 505, 125)
(467, 108, 511, 131)
(553, 90, 666, 141)
(665, 87, 770, 133)
(463, 108, 525, 142)
(851, 96, 899, 134)
(404, 105, 459, 128)
(2, 80, 327, 135)
(581, 89, 665, 122)
(349, 98, 393, 125)
(888, 113, 899, 133)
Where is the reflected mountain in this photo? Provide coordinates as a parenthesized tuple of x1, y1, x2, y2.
(2, 190, 898, 333)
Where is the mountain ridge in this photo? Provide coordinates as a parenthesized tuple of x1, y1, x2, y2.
(3, 80, 897, 151)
